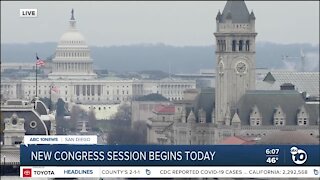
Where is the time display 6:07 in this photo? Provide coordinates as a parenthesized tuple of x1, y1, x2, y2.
(265, 149, 280, 155)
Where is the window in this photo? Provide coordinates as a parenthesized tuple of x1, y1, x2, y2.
(87, 85, 90, 96)
(232, 40, 236, 51)
(239, 40, 243, 51)
(246, 40, 250, 51)
(30, 121, 37, 128)
(82, 85, 86, 96)
(76, 85, 80, 96)
(97, 85, 101, 96)
(91, 86, 95, 96)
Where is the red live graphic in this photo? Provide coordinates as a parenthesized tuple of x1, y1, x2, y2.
(23, 168, 32, 178)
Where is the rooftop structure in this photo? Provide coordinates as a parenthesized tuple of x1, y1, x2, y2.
(257, 71, 320, 98)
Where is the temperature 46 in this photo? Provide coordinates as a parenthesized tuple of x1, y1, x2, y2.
(266, 156, 279, 164)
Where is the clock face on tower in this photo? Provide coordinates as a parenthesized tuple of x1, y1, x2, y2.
(235, 61, 247, 74)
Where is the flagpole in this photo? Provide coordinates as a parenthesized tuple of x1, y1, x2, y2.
(49, 84, 52, 112)
(35, 53, 38, 98)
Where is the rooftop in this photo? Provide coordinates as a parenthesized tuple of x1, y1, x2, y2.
(258, 130, 319, 145)
(153, 104, 175, 115)
(219, 0, 251, 23)
(257, 71, 320, 97)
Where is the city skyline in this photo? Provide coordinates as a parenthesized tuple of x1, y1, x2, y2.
(1, 1, 319, 46)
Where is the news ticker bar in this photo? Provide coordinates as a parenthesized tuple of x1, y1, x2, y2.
(20, 166, 320, 178)
(21, 144, 320, 166)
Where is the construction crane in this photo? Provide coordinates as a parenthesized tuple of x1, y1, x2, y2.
(282, 49, 306, 71)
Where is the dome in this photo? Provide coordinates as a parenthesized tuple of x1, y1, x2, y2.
(59, 31, 86, 45)
(58, 27, 88, 47)
(257, 130, 319, 145)
(57, 9, 87, 46)
(48, 9, 97, 80)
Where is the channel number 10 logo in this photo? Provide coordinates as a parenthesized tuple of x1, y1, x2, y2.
(290, 146, 307, 165)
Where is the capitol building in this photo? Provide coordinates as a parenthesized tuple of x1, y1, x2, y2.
(48, 9, 97, 80)
(1, 10, 196, 120)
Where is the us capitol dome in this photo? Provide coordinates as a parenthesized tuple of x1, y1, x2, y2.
(48, 9, 97, 79)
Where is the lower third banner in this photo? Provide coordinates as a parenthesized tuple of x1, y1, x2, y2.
(20, 145, 320, 166)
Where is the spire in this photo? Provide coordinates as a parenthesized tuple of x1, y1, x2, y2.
(231, 112, 241, 123)
(187, 110, 196, 123)
(250, 10, 256, 20)
(221, 0, 250, 23)
(216, 10, 222, 21)
(69, 9, 76, 29)
(71, 9, 75, 20)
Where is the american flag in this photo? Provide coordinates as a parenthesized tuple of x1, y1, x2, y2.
(36, 54, 45, 67)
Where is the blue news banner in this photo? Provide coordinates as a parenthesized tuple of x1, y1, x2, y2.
(20, 145, 320, 166)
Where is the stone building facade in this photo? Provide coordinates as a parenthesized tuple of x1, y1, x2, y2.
(146, 1, 319, 145)
(214, 0, 257, 125)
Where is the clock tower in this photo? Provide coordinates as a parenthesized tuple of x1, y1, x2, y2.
(214, 0, 257, 125)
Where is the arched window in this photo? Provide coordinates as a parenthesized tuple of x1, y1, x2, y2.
(239, 40, 243, 51)
(246, 40, 250, 51)
(232, 40, 237, 51)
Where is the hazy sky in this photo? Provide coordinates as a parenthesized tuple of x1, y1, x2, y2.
(1, 1, 319, 46)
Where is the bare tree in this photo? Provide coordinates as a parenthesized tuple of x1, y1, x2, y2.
(88, 109, 98, 131)
(112, 103, 131, 121)
(70, 106, 84, 131)
(107, 120, 147, 145)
